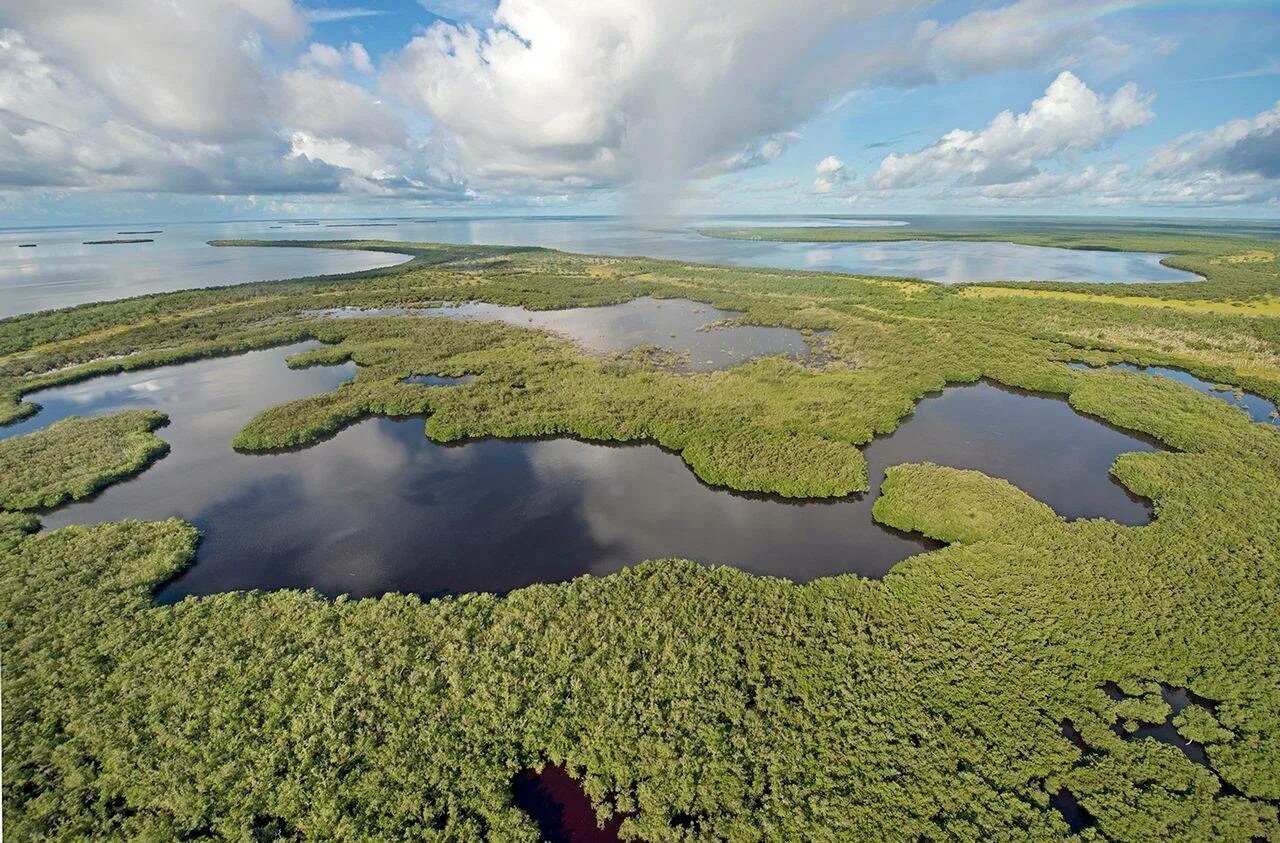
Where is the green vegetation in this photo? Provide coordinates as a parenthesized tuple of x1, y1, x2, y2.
(872, 462, 1060, 544)
(2, 236, 1279, 839)
(0, 410, 169, 510)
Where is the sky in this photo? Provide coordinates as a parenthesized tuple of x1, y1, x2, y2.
(0, 0, 1277, 225)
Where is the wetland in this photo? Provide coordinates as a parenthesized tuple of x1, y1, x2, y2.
(2, 214, 1240, 319)
(7, 338, 1156, 601)
(3, 230, 1279, 840)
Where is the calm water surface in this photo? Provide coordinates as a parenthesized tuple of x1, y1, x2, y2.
(1069, 362, 1279, 425)
(0, 222, 409, 318)
(512, 765, 629, 843)
(6, 337, 1158, 600)
(315, 296, 817, 371)
(1, 214, 1220, 318)
(762, 239, 1195, 284)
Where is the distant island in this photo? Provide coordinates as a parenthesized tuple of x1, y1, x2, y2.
(82, 238, 154, 245)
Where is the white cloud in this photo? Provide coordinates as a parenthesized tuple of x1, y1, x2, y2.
(975, 164, 1129, 202)
(868, 71, 1153, 190)
(1, 1, 305, 139)
(1141, 102, 1280, 205)
(0, 19, 467, 201)
(2, 0, 1262, 212)
(382, 0, 1162, 205)
(888, 101, 1280, 208)
(1146, 102, 1280, 180)
(304, 42, 347, 70)
(385, 0, 904, 196)
(811, 156, 851, 194)
(303, 41, 375, 74)
(908, 0, 1155, 81)
(279, 68, 404, 147)
(301, 6, 386, 24)
(846, 0, 1172, 92)
(346, 42, 374, 74)
(287, 132, 471, 199)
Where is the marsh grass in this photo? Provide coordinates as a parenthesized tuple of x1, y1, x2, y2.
(0, 409, 169, 510)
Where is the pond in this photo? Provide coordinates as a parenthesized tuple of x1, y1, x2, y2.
(1069, 362, 1278, 425)
(1052, 680, 1241, 833)
(313, 296, 818, 372)
(512, 765, 629, 843)
(6, 339, 1160, 601)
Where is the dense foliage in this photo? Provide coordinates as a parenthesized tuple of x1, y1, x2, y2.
(2, 234, 1279, 839)
(0, 409, 169, 510)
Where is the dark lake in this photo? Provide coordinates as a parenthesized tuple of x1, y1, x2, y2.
(6, 332, 1158, 601)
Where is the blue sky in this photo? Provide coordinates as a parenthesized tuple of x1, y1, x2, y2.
(0, 0, 1277, 224)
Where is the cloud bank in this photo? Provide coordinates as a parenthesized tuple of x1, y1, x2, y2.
(0, 0, 1273, 211)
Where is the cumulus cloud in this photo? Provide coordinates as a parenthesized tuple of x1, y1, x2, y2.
(0, 5, 467, 201)
(1147, 102, 1280, 180)
(1141, 102, 1280, 204)
(286, 131, 471, 200)
(385, 0, 891, 197)
(303, 41, 374, 74)
(811, 156, 851, 194)
(868, 71, 1153, 190)
(279, 68, 404, 147)
(892, 100, 1280, 208)
(346, 43, 374, 74)
(2, 1, 304, 139)
(382, 0, 1164, 206)
(975, 164, 1130, 202)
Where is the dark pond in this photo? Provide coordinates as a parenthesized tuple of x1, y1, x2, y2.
(1053, 680, 1256, 832)
(4, 339, 1161, 601)
(1055, 683, 1214, 834)
(1103, 682, 1218, 770)
(313, 296, 817, 372)
(1049, 787, 1093, 834)
(1070, 362, 1279, 426)
(512, 765, 628, 843)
